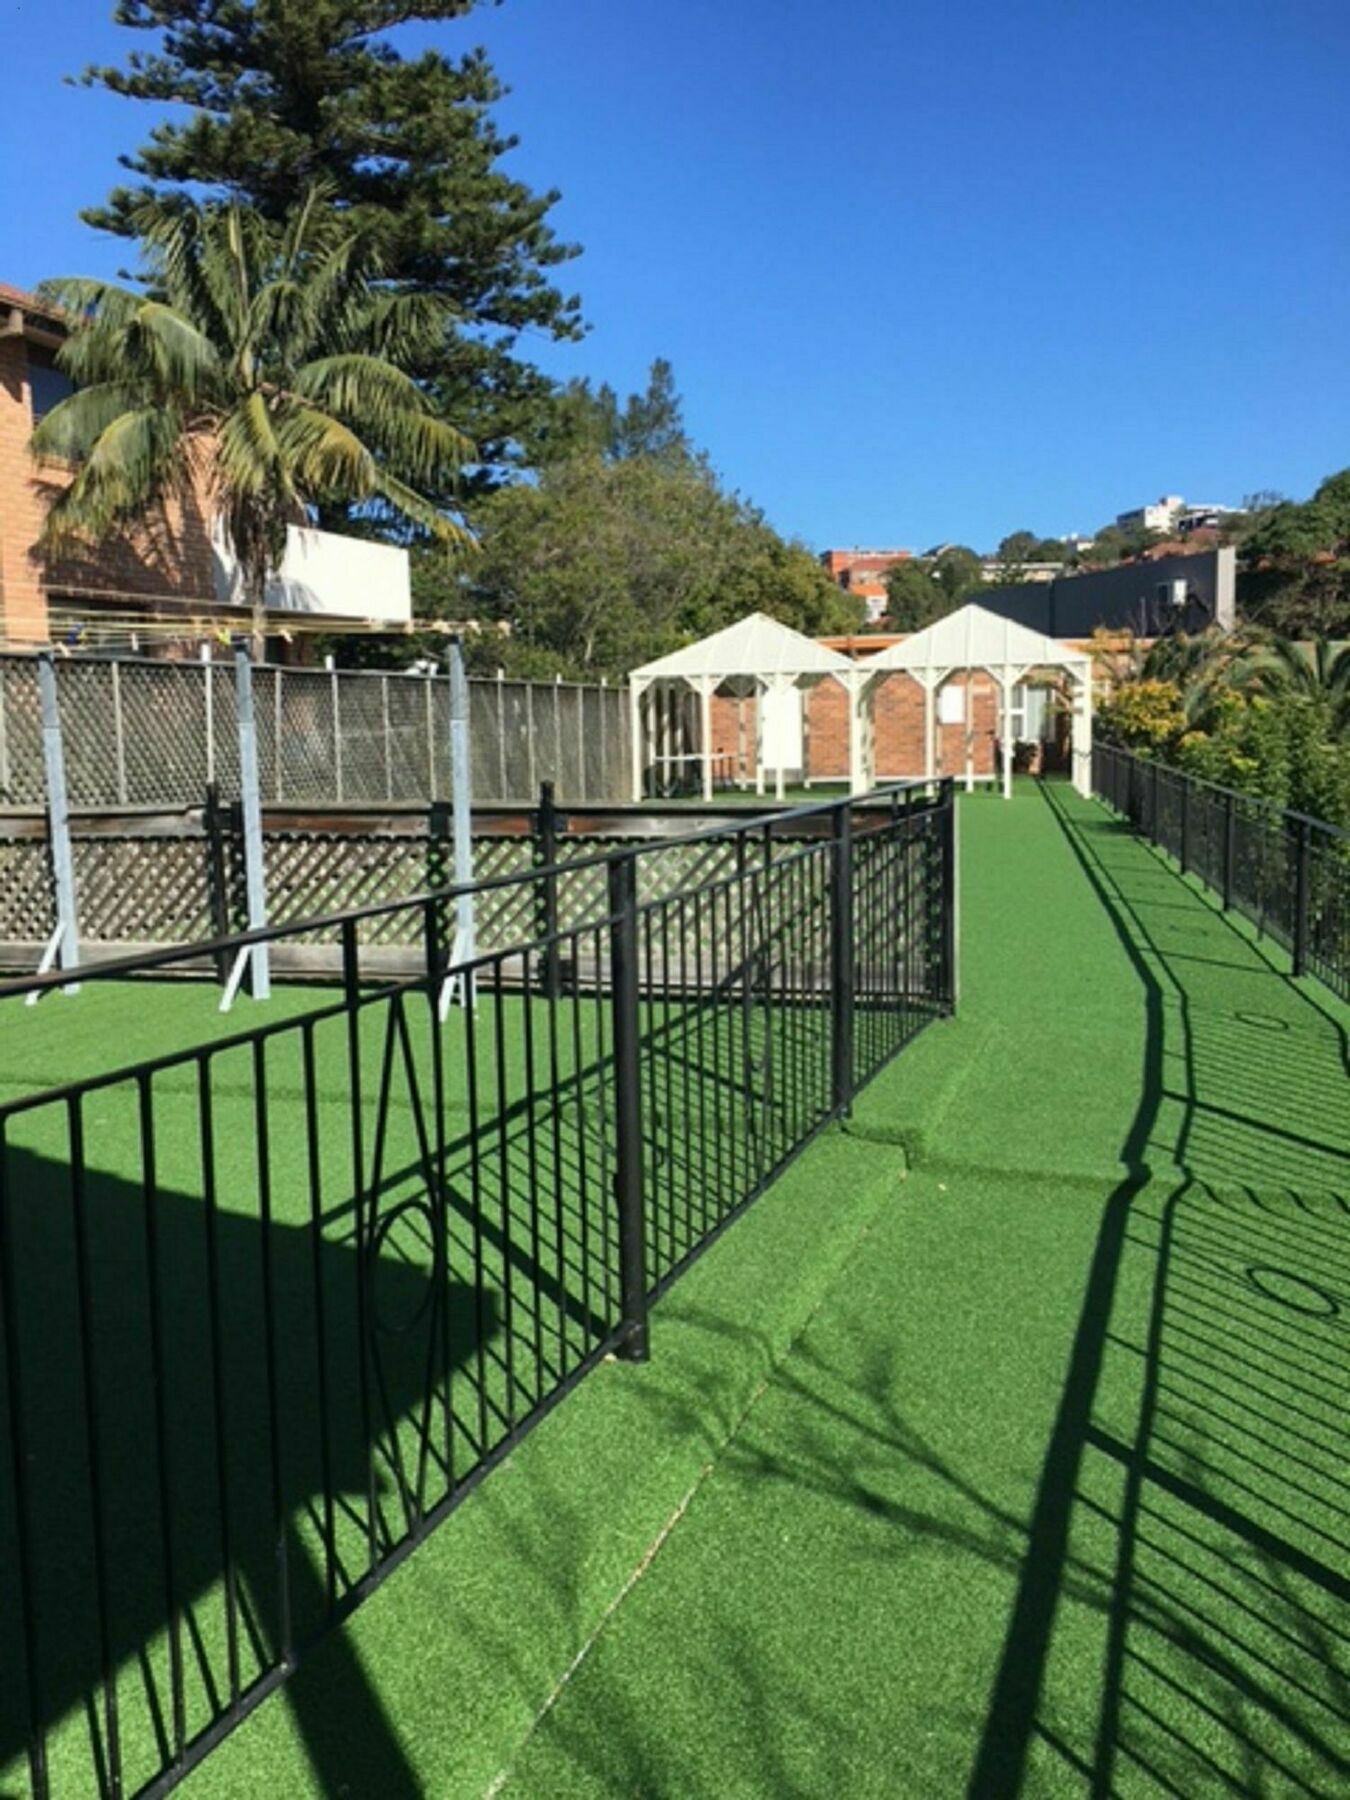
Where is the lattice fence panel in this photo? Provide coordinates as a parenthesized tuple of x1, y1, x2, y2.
(0, 660, 43, 805)
(275, 668, 339, 803)
(0, 841, 52, 940)
(71, 836, 215, 944)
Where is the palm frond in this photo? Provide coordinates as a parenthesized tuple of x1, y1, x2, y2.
(39, 408, 178, 549)
(30, 383, 158, 462)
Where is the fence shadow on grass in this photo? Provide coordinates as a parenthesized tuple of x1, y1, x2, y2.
(966, 781, 1350, 1797)
(0, 1131, 498, 1798)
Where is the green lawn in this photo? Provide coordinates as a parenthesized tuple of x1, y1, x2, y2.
(4, 780, 1348, 1796)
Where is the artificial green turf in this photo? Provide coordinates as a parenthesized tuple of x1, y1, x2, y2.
(6, 780, 1348, 1796)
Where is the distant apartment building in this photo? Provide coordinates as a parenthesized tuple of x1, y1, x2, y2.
(1114, 495, 1243, 540)
(0, 281, 412, 654)
(819, 547, 912, 625)
(1116, 495, 1186, 536)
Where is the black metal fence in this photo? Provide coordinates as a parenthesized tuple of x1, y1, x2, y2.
(0, 782, 955, 1799)
(1092, 743, 1349, 1001)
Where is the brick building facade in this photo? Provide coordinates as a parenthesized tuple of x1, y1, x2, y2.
(0, 284, 221, 649)
(708, 669, 1009, 784)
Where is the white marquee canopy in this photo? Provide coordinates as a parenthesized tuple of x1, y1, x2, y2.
(628, 605, 1095, 800)
(862, 603, 1094, 798)
(629, 613, 864, 799)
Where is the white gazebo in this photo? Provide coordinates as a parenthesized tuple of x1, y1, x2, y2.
(860, 602, 1094, 798)
(629, 613, 869, 801)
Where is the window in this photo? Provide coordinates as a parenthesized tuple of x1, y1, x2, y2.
(27, 351, 73, 423)
(938, 684, 965, 726)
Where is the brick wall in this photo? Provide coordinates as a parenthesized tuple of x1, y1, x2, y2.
(709, 671, 1003, 787)
(0, 338, 49, 644)
(0, 330, 217, 647)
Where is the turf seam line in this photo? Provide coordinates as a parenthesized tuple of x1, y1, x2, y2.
(481, 1163, 899, 1798)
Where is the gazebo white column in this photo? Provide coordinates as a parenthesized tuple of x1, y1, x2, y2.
(847, 668, 872, 795)
(699, 675, 714, 801)
(1071, 670, 1094, 796)
(923, 672, 938, 780)
(629, 676, 647, 802)
(754, 678, 766, 796)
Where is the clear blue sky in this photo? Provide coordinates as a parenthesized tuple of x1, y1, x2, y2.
(4, 0, 1349, 552)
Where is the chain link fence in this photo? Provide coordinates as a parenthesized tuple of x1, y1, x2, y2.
(0, 654, 631, 809)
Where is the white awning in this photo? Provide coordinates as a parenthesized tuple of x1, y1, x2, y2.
(631, 612, 853, 683)
(863, 602, 1091, 677)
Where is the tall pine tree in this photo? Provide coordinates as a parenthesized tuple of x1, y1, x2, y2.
(77, 0, 584, 495)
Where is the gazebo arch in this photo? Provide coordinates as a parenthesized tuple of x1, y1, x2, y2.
(860, 603, 1094, 798)
(629, 613, 868, 800)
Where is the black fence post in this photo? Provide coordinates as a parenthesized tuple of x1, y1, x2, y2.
(607, 851, 649, 1361)
(830, 801, 855, 1115)
(203, 783, 231, 985)
(939, 779, 957, 1013)
(534, 781, 562, 1000)
(1179, 776, 1191, 875)
(1222, 791, 1236, 912)
(1150, 758, 1160, 844)
(1293, 819, 1311, 977)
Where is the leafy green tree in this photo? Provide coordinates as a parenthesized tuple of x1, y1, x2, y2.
(932, 546, 984, 605)
(77, 0, 583, 493)
(526, 359, 691, 469)
(34, 195, 470, 656)
(430, 455, 861, 676)
(884, 559, 947, 631)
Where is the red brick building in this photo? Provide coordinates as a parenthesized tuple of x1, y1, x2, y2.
(818, 547, 913, 625)
(0, 282, 411, 654)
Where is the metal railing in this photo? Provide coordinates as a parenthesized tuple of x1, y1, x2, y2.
(1092, 743, 1349, 1001)
(0, 781, 955, 1799)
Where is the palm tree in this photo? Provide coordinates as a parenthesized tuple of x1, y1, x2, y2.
(32, 192, 473, 657)
(1240, 634, 1350, 740)
(1139, 627, 1250, 732)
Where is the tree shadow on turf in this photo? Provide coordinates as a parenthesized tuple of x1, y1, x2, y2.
(963, 781, 1350, 1796)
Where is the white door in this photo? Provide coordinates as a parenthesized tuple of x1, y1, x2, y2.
(761, 684, 804, 777)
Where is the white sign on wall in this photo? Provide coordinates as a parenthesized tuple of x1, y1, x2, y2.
(938, 683, 966, 726)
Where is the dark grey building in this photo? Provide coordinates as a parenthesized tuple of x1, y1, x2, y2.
(979, 547, 1235, 639)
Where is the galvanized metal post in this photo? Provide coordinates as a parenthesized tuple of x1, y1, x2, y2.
(437, 637, 476, 1018)
(607, 850, 649, 1360)
(1293, 819, 1311, 978)
(829, 801, 855, 1115)
(233, 649, 270, 1000)
(37, 652, 80, 990)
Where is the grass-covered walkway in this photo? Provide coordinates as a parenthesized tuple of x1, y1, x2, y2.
(186, 779, 1349, 1797)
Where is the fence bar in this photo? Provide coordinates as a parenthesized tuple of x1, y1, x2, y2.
(940, 778, 958, 1010)
(37, 651, 80, 988)
(1293, 819, 1311, 977)
(608, 850, 649, 1360)
(233, 650, 270, 999)
(535, 780, 562, 999)
(110, 659, 128, 804)
(204, 784, 232, 984)
(203, 649, 215, 788)
(830, 802, 855, 1114)
(1222, 790, 1235, 911)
